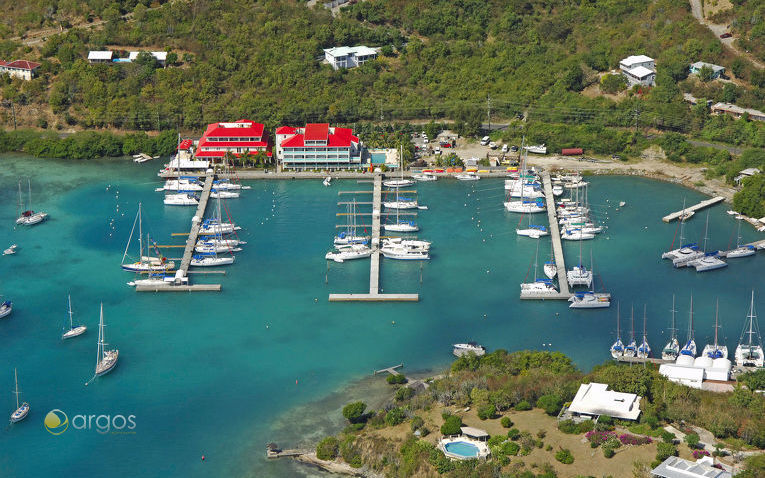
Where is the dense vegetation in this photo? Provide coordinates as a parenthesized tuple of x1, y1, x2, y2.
(0, 128, 178, 158)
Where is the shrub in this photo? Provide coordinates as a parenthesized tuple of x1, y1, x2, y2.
(656, 443, 678, 462)
(598, 415, 613, 426)
(684, 433, 700, 449)
(340, 436, 362, 468)
(662, 431, 676, 443)
(558, 419, 594, 434)
(410, 416, 424, 432)
(487, 435, 506, 447)
(316, 437, 339, 460)
(555, 448, 574, 464)
(501, 441, 520, 456)
(440, 414, 462, 435)
(507, 428, 521, 440)
(515, 400, 532, 411)
(603, 436, 621, 450)
(537, 394, 564, 416)
(603, 446, 615, 458)
(342, 402, 367, 424)
(385, 408, 406, 427)
(692, 450, 710, 459)
(395, 387, 415, 402)
(387, 374, 407, 385)
(585, 430, 617, 447)
(619, 433, 652, 446)
(501, 416, 513, 428)
(477, 404, 496, 420)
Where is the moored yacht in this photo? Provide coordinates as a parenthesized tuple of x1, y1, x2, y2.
(569, 292, 610, 309)
(610, 304, 625, 359)
(726, 220, 756, 258)
(735, 291, 763, 368)
(702, 300, 728, 359)
(15, 179, 48, 226)
(0, 300, 12, 319)
(190, 253, 235, 266)
(10, 368, 29, 423)
(624, 307, 637, 358)
(61, 295, 87, 340)
(94, 304, 119, 377)
(413, 172, 437, 181)
(381, 244, 429, 260)
(384, 221, 419, 232)
(326, 244, 373, 263)
(164, 193, 199, 206)
(455, 172, 480, 181)
(637, 306, 651, 359)
(680, 296, 697, 357)
(453, 342, 486, 357)
(662, 295, 680, 361)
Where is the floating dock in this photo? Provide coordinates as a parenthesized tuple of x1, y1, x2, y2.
(520, 172, 571, 300)
(137, 175, 221, 292)
(662, 196, 725, 222)
(328, 175, 420, 302)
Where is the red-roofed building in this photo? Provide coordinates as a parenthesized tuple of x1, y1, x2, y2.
(276, 124, 362, 170)
(194, 119, 272, 163)
(0, 59, 41, 80)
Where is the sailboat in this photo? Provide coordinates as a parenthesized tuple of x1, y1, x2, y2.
(567, 242, 593, 287)
(15, 179, 48, 226)
(624, 307, 637, 358)
(384, 188, 419, 232)
(0, 299, 12, 319)
(735, 291, 764, 368)
(520, 243, 558, 297)
(703, 300, 728, 359)
(637, 305, 651, 358)
(9, 368, 29, 423)
(543, 246, 557, 279)
(569, 251, 610, 309)
(383, 146, 414, 188)
(661, 295, 680, 361)
(334, 199, 369, 245)
(121, 204, 175, 273)
(94, 304, 119, 377)
(680, 296, 697, 357)
(61, 294, 87, 340)
(686, 213, 727, 272)
(199, 199, 241, 236)
(610, 303, 625, 359)
(726, 219, 756, 258)
(663, 199, 698, 260)
(326, 243, 373, 262)
(505, 139, 545, 213)
(516, 212, 549, 238)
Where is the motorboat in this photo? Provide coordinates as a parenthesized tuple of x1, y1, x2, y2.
(552, 184, 564, 196)
(523, 144, 546, 154)
(325, 244, 372, 263)
(213, 180, 249, 190)
(413, 173, 437, 181)
(520, 280, 559, 297)
(455, 172, 480, 181)
(736, 291, 764, 368)
(323, 176, 332, 187)
(381, 245, 430, 260)
(453, 342, 486, 357)
(384, 222, 419, 232)
(211, 190, 240, 199)
(569, 292, 611, 309)
(3, 244, 17, 255)
(190, 254, 235, 266)
(164, 193, 199, 206)
(0, 300, 12, 319)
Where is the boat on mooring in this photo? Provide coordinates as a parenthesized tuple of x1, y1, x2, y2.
(3, 244, 17, 255)
(726, 219, 756, 258)
(325, 244, 372, 263)
(61, 294, 87, 340)
(164, 193, 199, 206)
(702, 300, 728, 359)
(94, 304, 119, 377)
(9, 368, 29, 423)
(121, 204, 175, 273)
(637, 306, 651, 358)
(0, 300, 12, 319)
(680, 296, 697, 357)
(610, 304, 625, 359)
(735, 291, 763, 368)
(453, 342, 486, 357)
(661, 295, 680, 361)
(15, 179, 48, 226)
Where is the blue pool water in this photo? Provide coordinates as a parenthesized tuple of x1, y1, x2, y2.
(0, 154, 762, 477)
(370, 152, 386, 164)
(444, 441, 481, 458)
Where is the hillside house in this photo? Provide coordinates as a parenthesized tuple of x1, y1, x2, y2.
(323, 46, 378, 70)
(620, 55, 656, 87)
(689, 61, 725, 79)
(0, 60, 41, 81)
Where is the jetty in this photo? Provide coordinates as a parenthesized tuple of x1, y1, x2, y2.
(662, 196, 725, 223)
(615, 356, 674, 365)
(329, 175, 419, 302)
(718, 238, 765, 257)
(136, 175, 221, 292)
(374, 364, 403, 376)
(520, 172, 570, 300)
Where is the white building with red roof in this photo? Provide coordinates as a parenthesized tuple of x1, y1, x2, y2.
(0, 59, 41, 81)
(277, 123, 362, 170)
(194, 119, 272, 163)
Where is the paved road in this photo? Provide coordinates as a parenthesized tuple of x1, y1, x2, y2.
(689, 0, 764, 69)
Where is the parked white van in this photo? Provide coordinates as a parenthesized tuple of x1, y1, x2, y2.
(480, 136, 490, 146)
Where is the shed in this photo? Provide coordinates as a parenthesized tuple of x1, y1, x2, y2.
(651, 456, 732, 478)
(460, 427, 489, 441)
(567, 382, 641, 420)
(88, 51, 113, 63)
(561, 148, 583, 156)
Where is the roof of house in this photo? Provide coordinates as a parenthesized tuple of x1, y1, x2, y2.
(304, 123, 329, 141)
(626, 66, 655, 79)
(568, 382, 641, 420)
(88, 51, 113, 60)
(739, 168, 761, 176)
(659, 364, 706, 381)
(177, 139, 193, 150)
(712, 102, 765, 117)
(620, 55, 654, 67)
(275, 126, 297, 135)
(691, 61, 725, 72)
(4, 60, 41, 70)
(460, 427, 488, 438)
(651, 456, 732, 478)
(202, 120, 265, 139)
(128, 51, 168, 61)
(280, 126, 359, 148)
(324, 45, 378, 58)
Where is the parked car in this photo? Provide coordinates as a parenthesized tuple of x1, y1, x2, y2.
(611, 154, 621, 160)
(423, 138, 429, 144)
(442, 143, 451, 148)
(501, 144, 508, 153)
(435, 148, 442, 155)
(510, 145, 519, 152)
(720, 32, 732, 39)
(480, 136, 490, 146)
(489, 142, 497, 149)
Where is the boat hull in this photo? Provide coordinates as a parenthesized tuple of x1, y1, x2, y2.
(62, 326, 87, 339)
(96, 350, 119, 376)
(10, 403, 29, 423)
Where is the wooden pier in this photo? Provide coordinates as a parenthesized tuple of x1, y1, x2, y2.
(328, 175, 420, 302)
(137, 175, 221, 292)
(374, 364, 403, 376)
(521, 172, 571, 300)
(662, 196, 725, 223)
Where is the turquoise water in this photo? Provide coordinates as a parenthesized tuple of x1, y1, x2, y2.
(0, 155, 762, 477)
(443, 441, 480, 458)
(370, 153, 386, 164)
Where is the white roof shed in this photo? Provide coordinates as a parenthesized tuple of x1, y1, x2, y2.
(568, 383, 641, 420)
(88, 51, 113, 61)
(621, 55, 654, 68)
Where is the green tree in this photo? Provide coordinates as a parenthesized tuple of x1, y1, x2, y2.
(385, 407, 406, 426)
(537, 394, 563, 416)
(698, 65, 715, 82)
(555, 448, 574, 464)
(342, 401, 367, 424)
(733, 175, 765, 219)
(684, 433, 700, 449)
(600, 74, 626, 94)
(316, 436, 339, 460)
(440, 414, 462, 435)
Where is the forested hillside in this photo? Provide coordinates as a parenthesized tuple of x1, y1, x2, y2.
(0, 0, 762, 150)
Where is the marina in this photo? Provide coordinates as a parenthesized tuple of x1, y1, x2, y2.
(662, 196, 726, 222)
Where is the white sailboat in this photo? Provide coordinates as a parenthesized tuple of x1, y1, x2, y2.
(663, 199, 694, 260)
(210, 190, 240, 199)
(413, 172, 437, 181)
(163, 193, 199, 206)
(624, 307, 637, 358)
(506, 141, 545, 213)
(325, 243, 373, 263)
(10, 368, 29, 423)
(661, 295, 680, 361)
(520, 243, 559, 297)
(726, 219, 756, 258)
(567, 243, 593, 287)
(94, 303, 119, 377)
(61, 294, 87, 340)
(569, 251, 610, 309)
(213, 179, 250, 191)
(702, 300, 728, 359)
(610, 303, 625, 359)
(155, 177, 203, 192)
(384, 189, 419, 231)
(190, 252, 235, 267)
(688, 213, 727, 272)
(3, 244, 18, 255)
(382, 237, 430, 251)
(334, 199, 369, 245)
(384, 147, 414, 188)
(121, 204, 175, 273)
(561, 228, 595, 241)
(680, 296, 697, 357)
(516, 211, 549, 238)
(0, 299, 12, 319)
(735, 291, 764, 368)
(637, 305, 651, 358)
(15, 179, 48, 226)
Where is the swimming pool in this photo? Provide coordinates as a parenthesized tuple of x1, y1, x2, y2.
(371, 152, 387, 164)
(443, 441, 480, 458)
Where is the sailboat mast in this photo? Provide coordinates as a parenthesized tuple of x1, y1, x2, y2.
(714, 299, 720, 349)
(138, 203, 144, 261)
(68, 294, 73, 329)
(616, 302, 621, 339)
(17, 180, 22, 216)
(27, 178, 32, 210)
(643, 304, 648, 341)
(670, 294, 677, 340)
(96, 304, 104, 367)
(748, 291, 755, 346)
(689, 295, 695, 341)
(14, 368, 19, 409)
(630, 306, 635, 343)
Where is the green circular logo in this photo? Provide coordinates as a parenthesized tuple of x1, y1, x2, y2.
(44, 409, 68, 435)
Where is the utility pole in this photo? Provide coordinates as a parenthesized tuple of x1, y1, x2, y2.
(487, 94, 491, 131)
(10, 101, 16, 130)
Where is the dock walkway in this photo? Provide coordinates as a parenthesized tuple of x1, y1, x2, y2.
(662, 196, 725, 222)
(615, 356, 673, 365)
(521, 173, 570, 300)
(328, 175, 419, 302)
(374, 364, 403, 376)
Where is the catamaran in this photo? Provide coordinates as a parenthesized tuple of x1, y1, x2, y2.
(662, 295, 680, 361)
(121, 204, 175, 273)
(94, 303, 119, 377)
(15, 179, 48, 226)
(610, 303, 625, 359)
(10, 368, 29, 423)
(0, 300, 12, 319)
(567, 243, 593, 287)
(62, 295, 87, 340)
(624, 307, 637, 358)
(687, 213, 727, 272)
(637, 305, 651, 358)
(702, 300, 728, 359)
(520, 243, 559, 297)
(726, 219, 756, 258)
(735, 291, 763, 368)
(680, 296, 697, 357)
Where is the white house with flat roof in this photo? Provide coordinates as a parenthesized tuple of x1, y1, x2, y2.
(324, 46, 378, 70)
(651, 456, 732, 478)
(620, 55, 656, 86)
(88, 51, 113, 63)
(127, 51, 168, 66)
(567, 382, 642, 420)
